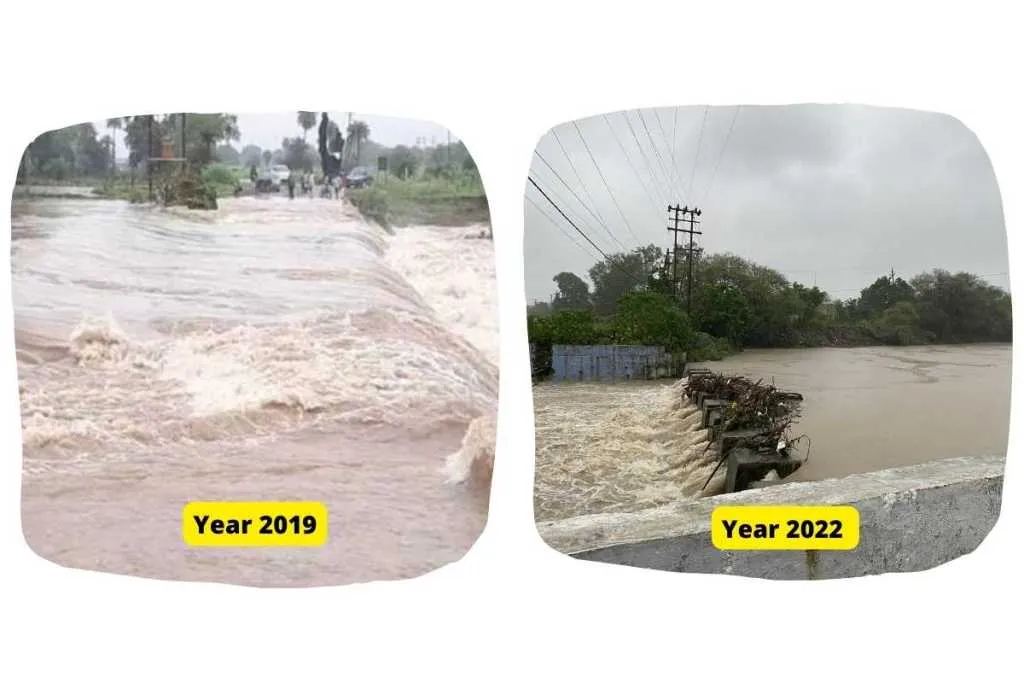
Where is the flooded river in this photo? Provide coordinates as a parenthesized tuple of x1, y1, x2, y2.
(533, 344, 1010, 521)
(12, 195, 498, 587)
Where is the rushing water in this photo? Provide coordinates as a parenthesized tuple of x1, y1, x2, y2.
(533, 344, 1011, 522)
(12, 195, 498, 587)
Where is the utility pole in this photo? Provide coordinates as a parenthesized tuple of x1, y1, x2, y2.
(147, 114, 154, 202)
(666, 204, 703, 314)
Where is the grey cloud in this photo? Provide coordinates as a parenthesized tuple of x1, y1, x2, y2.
(524, 103, 1008, 304)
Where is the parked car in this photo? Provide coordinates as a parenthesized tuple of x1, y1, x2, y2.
(268, 164, 291, 190)
(345, 166, 374, 189)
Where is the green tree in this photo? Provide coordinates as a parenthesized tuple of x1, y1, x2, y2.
(588, 244, 663, 315)
(216, 144, 241, 165)
(527, 300, 552, 317)
(856, 273, 916, 318)
(389, 145, 418, 178)
(912, 270, 1012, 343)
(106, 117, 124, 171)
(25, 123, 109, 178)
(694, 253, 793, 346)
(297, 111, 317, 142)
(240, 144, 263, 166)
(696, 282, 753, 344)
(551, 272, 591, 311)
(612, 291, 694, 350)
(347, 119, 370, 164)
(122, 115, 155, 172)
(261, 150, 273, 166)
(527, 310, 607, 345)
(280, 137, 317, 171)
(871, 301, 924, 345)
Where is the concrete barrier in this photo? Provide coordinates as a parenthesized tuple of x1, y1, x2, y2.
(537, 454, 1005, 580)
(549, 345, 684, 381)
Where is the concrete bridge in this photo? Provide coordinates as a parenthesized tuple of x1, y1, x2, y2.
(537, 454, 1005, 580)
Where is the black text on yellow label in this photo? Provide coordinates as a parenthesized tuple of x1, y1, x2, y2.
(711, 506, 859, 550)
(182, 501, 328, 547)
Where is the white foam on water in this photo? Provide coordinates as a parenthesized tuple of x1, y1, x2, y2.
(384, 224, 499, 486)
(14, 200, 499, 477)
(533, 378, 726, 521)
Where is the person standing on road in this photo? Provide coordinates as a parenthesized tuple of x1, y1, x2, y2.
(318, 113, 330, 178)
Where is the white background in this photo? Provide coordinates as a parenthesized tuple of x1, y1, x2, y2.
(1, 1, 1020, 680)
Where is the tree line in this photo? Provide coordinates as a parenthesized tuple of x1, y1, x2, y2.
(219, 112, 478, 181)
(18, 114, 242, 182)
(19, 111, 478, 185)
(527, 244, 1012, 359)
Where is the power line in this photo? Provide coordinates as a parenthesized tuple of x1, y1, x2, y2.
(551, 128, 617, 243)
(621, 110, 673, 208)
(639, 110, 683, 203)
(700, 105, 741, 206)
(528, 176, 654, 290)
(572, 120, 643, 248)
(650, 108, 691, 202)
(600, 113, 664, 223)
(672, 107, 679, 171)
(525, 193, 594, 258)
(533, 149, 626, 252)
(528, 172, 615, 254)
(687, 105, 709, 200)
(528, 176, 612, 261)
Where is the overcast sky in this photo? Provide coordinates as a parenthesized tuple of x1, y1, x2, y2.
(95, 111, 455, 157)
(523, 104, 1008, 303)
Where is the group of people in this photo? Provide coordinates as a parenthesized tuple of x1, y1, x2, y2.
(244, 165, 343, 200)
(234, 113, 348, 200)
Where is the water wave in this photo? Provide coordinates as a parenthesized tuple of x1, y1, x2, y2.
(533, 378, 725, 521)
(14, 200, 499, 484)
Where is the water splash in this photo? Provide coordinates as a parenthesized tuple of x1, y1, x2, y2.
(533, 378, 725, 522)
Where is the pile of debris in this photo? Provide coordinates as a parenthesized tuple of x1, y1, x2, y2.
(685, 369, 808, 493)
(685, 372, 803, 443)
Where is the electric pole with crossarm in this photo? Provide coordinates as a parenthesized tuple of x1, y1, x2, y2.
(666, 204, 703, 314)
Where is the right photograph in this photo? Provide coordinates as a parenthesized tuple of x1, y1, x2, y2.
(525, 104, 1010, 579)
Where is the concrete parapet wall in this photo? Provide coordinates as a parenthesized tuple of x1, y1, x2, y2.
(550, 345, 682, 381)
(537, 455, 1005, 580)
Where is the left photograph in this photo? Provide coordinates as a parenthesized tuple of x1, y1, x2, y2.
(12, 111, 497, 587)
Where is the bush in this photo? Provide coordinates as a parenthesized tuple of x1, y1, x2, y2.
(201, 163, 239, 187)
(348, 186, 390, 226)
(687, 332, 734, 362)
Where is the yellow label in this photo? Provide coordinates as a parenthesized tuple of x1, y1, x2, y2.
(182, 501, 328, 547)
(711, 506, 859, 550)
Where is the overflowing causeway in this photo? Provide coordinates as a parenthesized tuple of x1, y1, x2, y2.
(537, 454, 1005, 580)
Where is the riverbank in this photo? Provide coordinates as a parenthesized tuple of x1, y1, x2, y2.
(689, 332, 1013, 364)
(14, 170, 241, 204)
(348, 177, 490, 229)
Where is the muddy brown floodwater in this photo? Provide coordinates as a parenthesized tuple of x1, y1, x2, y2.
(12, 195, 498, 587)
(533, 344, 1010, 522)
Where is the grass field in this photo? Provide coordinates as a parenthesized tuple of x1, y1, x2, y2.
(347, 174, 489, 228)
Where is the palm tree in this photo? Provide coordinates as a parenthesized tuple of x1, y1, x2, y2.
(106, 117, 123, 173)
(222, 115, 240, 149)
(297, 111, 317, 142)
(346, 119, 370, 165)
